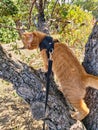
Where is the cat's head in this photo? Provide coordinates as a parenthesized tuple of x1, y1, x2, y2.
(22, 31, 47, 50)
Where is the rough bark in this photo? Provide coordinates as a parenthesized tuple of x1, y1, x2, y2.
(83, 20, 98, 130)
(0, 45, 86, 130)
(35, 0, 49, 34)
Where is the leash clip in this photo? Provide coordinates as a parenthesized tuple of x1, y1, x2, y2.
(49, 49, 53, 60)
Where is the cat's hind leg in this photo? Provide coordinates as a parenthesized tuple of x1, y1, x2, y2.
(70, 99, 89, 120)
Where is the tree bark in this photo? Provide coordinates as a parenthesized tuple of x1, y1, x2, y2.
(83, 20, 98, 130)
(0, 45, 86, 130)
(35, 0, 49, 34)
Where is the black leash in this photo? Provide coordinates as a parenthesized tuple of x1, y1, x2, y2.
(39, 36, 54, 130)
(45, 58, 53, 112)
(43, 56, 53, 130)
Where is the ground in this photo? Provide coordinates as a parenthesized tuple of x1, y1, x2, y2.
(0, 40, 84, 130)
(0, 80, 43, 130)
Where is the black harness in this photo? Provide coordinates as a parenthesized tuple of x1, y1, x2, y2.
(39, 36, 54, 58)
(39, 36, 55, 130)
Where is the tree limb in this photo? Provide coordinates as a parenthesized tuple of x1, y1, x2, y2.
(0, 23, 22, 31)
(35, 0, 49, 34)
(82, 20, 98, 130)
(28, 0, 36, 30)
(0, 44, 86, 129)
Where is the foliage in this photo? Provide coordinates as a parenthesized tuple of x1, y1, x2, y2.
(0, 17, 19, 43)
(47, 3, 93, 48)
(0, 0, 18, 16)
(73, 0, 98, 18)
(0, 0, 18, 43)
(61, 5, 93, 47)
(0, 0, 94, 46)
(12, 0, 30, 22)
(0, 0, 29, 43)
(0, 0, 36, 43)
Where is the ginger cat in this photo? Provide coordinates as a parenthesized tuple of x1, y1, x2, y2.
(22, 31, 98, 120)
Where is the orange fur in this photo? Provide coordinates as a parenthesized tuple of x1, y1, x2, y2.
(22, 31, 98, 120)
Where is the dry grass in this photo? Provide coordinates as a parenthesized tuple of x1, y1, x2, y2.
(0, 79, 43, 130)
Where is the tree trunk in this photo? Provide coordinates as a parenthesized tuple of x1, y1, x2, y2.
(83, 20, 98, 130)
(35, 0, 49, 34)
(0, 45, 86, 130)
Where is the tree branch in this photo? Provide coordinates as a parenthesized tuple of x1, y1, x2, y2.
(35, 0, 49, 34)
(82, 20, 98, 130)
(0, 23, 22, 31)
(28, 0, 36, 30)
(43, 0, 47, 9)
(0, 44, 86, 130)
(51, 0, 58, 18)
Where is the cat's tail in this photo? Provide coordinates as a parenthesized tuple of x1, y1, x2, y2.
(85, 74, 98, 90)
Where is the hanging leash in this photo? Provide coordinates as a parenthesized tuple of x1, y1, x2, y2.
(39, 36, 54, 130)
(43, 53, 53, 130)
